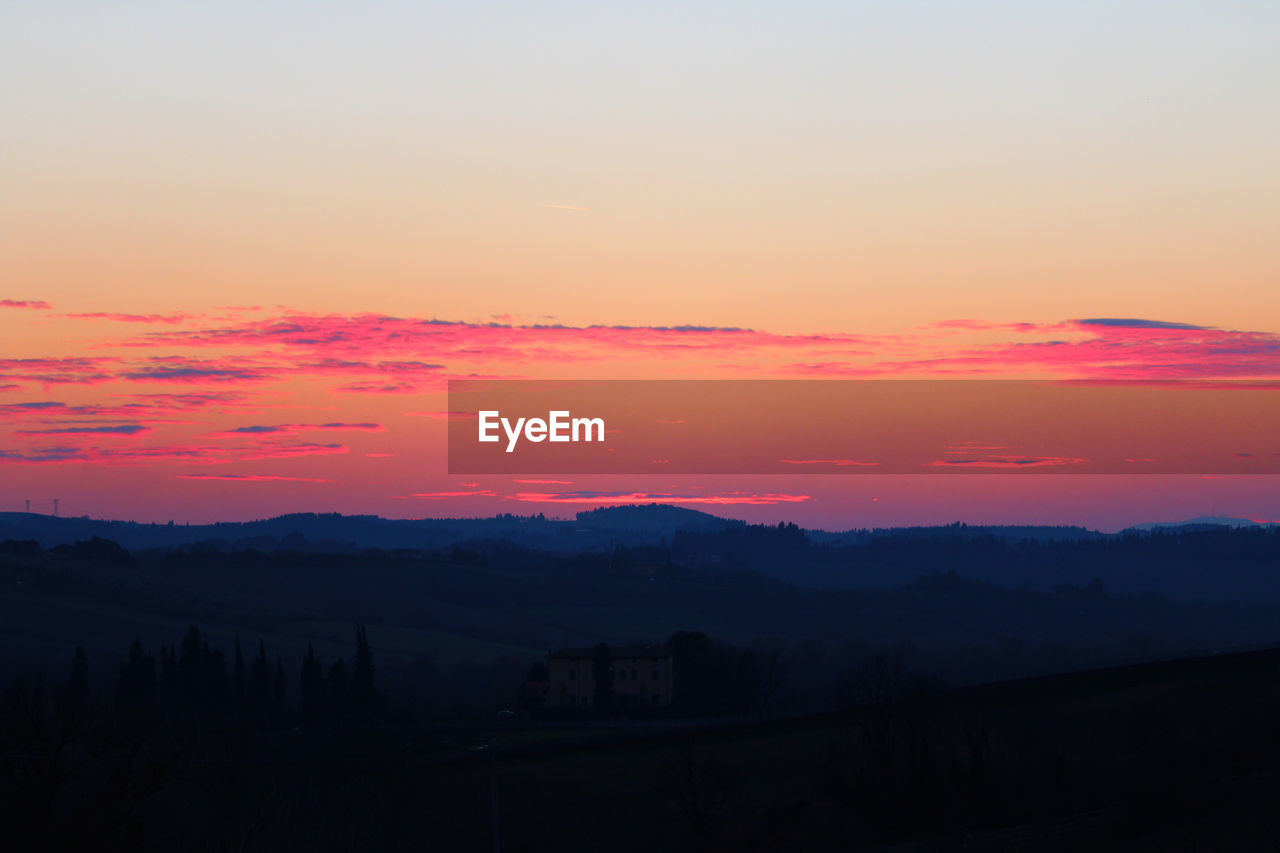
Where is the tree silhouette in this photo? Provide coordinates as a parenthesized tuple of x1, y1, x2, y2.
(300, 643, 324, 726)
(232, 637, 246, 707)
(351, 623, 380, 720)
(248, 639, 270, 723)
(178, 627, 204, 697)
(159, 644, 177, 694)
(593, 643, 614, 713)
(273, 658, 286, 713)
(65, 645, 89, 722)
(174, 626, 229, 710)
(667, 631, 761, 715)
(327, 658, 350, 723)
(117, 640, 156, 700)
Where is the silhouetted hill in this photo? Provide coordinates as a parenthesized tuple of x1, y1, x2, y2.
(574, 504, 743, 532)
(9, 509, 1280, 601)
(0, 508, 734, 554)
(1123, 515, 1278, 533)
(810, 522, 1105, 545)
(0, 508, 1099, 556)
(6, 525, 1280, 682)
(0, 506, 742, 554)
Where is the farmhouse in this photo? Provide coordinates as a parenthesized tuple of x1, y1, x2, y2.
(546, 645, 674, 710)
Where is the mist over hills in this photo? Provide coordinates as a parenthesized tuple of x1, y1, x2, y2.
(0, 504, 743, 554)
(4, 503, 1280, 682)
(5, 494, 1280, 853)
(0, 504, 1157, 554)
(1, 503, 1268, 560)
(1124, 515, 1279, 532)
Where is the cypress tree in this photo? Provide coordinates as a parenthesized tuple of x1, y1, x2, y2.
(209, 648, 230, 709)
(118, 640, 156, 699)
(66, 645, 89, 719)
(248, 639, 270, 722)
(159, 645, 177, 694)
(273, 658, 286, 713)
(351, 623, 379, 719)
(327, 658, 349, 723)
(300, 643, 324, 725)
(592, 642, 614, 713)
(232, 637, 246, 705)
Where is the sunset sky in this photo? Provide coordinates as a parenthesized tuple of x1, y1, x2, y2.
(3, 2, 1278, 529)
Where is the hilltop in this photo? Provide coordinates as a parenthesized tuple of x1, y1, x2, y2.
(0, 505, 1102, 554)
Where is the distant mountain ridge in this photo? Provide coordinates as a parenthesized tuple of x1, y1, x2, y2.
(3, 506, 1269, 555)
(1124, 516, 1279, 532)
(573, 503, 742, 531)
(810, 522, 1105, 545)
(0, 504, 744, 554)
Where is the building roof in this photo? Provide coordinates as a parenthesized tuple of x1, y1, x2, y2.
(548, 646, 671, 660)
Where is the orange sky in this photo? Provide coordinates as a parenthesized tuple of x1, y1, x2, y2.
(1, 307, 1278, 528)
(2, 3, 1278, 527)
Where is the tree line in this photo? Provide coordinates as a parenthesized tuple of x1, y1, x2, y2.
(53, 623, 384, 730)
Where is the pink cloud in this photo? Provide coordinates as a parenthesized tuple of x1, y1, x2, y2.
(0, 439, 349, 466)
(0, 357, 119, 385)
(121, 357, 276, 384)
(333, 381, 424, 394)
(177, 473, 334, 483)
(855, 320, 1280, 379)
(18, 308, 1277, 394)
(17, 424, 150, 436)
(0, 401, 71, 419)
(11, 309, 1278, 386)
(508, 491, 812, 505)
(217, 422, 383, 437)
(405, 411, 475, 420)
(298, 358, 445, 375)
(779, 458, 880, 467)
(121, 391, 248, 411)
(923, 456, 1089, 468)
(0, 299, 52, 309)
(0, 444, 232, 466)
(64, 312, 195, 324)
(238, 442, 349, 460)
(6, 309, 1280, 497)
(117, 313, 873, 366)
(927, 319, 1063, 334)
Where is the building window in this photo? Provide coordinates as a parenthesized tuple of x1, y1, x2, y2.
(569, 670, 576, 680)
(652, 669, 659, 680)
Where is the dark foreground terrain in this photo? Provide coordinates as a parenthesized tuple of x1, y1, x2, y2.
(4, 645, 1280, 851)
(4, 510, 1280, 850)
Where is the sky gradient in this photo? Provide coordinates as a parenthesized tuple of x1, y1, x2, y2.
(3, 2, 1278, 528)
